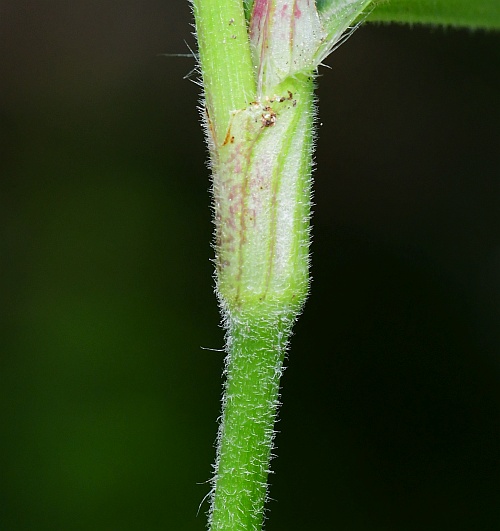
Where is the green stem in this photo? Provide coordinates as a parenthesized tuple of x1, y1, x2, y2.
(192, 1, 370, 529)
(191, 0, 256, 145)
(209, 313, 293, 531)
(209, 73, 314, 531)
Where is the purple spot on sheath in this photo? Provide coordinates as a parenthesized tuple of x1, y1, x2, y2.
(252, 0, 268, 20)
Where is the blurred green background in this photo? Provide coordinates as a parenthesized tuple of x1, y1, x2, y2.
(1, 2, 499, 530)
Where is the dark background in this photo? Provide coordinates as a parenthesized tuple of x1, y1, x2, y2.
(1, 2, 499, 530)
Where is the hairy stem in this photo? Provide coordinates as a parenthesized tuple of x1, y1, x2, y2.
(192, 1, 372, 529)
(209, 73, 314, 531)
(209, 313, 293, 531)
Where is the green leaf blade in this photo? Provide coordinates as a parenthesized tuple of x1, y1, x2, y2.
(368, 0, 500, 29)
